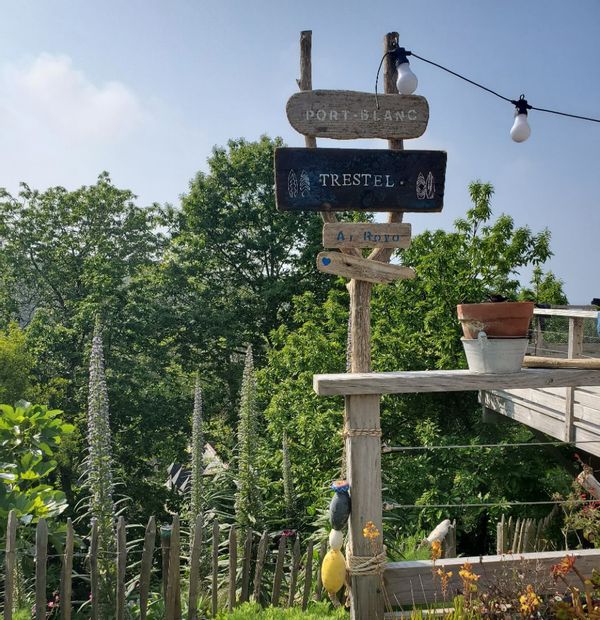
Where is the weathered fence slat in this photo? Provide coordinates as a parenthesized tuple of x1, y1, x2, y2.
(227, 525, 237, 611)
(287, 536, 301, 607)
(301, 539, 314, 611)
(4, 509, 17, 620)
(188, 514, 203, 620)
(496, 514, 504, 555)
(139, 516, 156, 620)
(35, 518, 48, 620)
(240, 528, 253, 603)
(165, 515, 181, 620)
(161, 524, 172, 600)
(271, 535, 286, 606)
(227, 526, 237, 612)
(89, 518, 99, 620)
(253, 530, 269, 603)
(140, 517, 156, 620)
(315, 540, 327, 601)
(116, 516, 126, 620)
(61, 518, 74, 620)
(211, 520, 219, 617)
(442, 520, 456, 558)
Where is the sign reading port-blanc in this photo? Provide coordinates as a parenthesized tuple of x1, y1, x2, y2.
(275, 148, 447, 212)
(286, 90, 429, 140)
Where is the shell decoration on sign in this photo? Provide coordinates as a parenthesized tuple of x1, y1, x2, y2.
(300, 170, 310, 197)
(288, 170, 298, 198)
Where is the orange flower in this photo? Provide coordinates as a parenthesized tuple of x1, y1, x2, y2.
(435, 567, 453, 596)
(551, 555, 576, 578)
(430, 540, 442, 562)
(362, 521, 380, 541)
(519, 584, 541, 615)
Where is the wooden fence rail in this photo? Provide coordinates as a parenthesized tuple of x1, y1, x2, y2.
(1, 510, 325, 619)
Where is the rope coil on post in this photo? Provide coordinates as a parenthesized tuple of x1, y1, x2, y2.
(342, 426, 382, 438)
(346, 548, 387, 576)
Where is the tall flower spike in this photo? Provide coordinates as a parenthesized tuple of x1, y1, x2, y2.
(86, 318, 116, 614)
(282, 430, 296, 520)
(235, 345, 260, 529)
(190, 372, 204, 524)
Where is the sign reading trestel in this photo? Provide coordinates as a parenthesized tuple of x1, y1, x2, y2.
(275, 148, 447, 212)
(286, 90, 429, 140)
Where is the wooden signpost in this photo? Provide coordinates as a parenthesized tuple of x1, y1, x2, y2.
(281, 30, 444, 620)
(275, 147, 447, 212)
(322, 222, 411, 249)
(317, 251, 415, 284)
(286, 90, 429, 140)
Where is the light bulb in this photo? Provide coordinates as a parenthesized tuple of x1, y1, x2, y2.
(510, 113, 531, 142)
(396, 61, 418, 95)
(510, 95, 531, 142)
(392, 47, 418, 95)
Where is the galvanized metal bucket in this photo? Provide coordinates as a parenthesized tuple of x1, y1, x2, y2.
(461, 331, 528, 374)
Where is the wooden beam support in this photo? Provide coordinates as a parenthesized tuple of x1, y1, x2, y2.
(565, 317, 585, 441)
(314, 368, 600, 396)
(346, 394, 383, 619)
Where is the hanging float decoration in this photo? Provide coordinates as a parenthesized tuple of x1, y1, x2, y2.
(321, 480, 351, 595)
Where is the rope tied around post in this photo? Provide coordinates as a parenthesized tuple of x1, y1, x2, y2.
(342, 425, 382, 439)
(346, 547, 387, 576)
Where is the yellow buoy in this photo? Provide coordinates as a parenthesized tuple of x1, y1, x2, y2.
(321, 548, 346, 594)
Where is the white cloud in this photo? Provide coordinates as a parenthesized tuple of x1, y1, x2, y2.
(0, 53, 146, 144)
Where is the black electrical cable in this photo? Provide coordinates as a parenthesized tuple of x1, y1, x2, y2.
(375, 48, 600, 124)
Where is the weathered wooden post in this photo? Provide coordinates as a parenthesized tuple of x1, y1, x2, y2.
(278, 30, 444, 619)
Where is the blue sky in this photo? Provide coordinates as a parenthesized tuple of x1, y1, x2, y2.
(0, 1, 598, 302)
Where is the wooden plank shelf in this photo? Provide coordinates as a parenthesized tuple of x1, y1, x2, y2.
(313, 368, 600, 396)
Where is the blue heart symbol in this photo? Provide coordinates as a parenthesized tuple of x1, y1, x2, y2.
(322, 257, 331, 266)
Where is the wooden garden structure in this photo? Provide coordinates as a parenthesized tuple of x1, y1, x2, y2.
(287, 31, 600, 620)
(314, 367, 600, 618)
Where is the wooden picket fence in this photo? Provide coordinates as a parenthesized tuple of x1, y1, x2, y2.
(2, 510, 329, 619)
(496, 509, 557, 554)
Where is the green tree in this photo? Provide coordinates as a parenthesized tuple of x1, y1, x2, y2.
(170, 136, 326, 425)
(0, 174, 190, 518)
(0, 324, 32, 404)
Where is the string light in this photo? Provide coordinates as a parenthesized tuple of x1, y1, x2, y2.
(375, 45, 600, 142)
(392, 47, 418, 95)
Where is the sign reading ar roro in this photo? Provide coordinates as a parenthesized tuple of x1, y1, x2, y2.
(275, 148, 447, 213)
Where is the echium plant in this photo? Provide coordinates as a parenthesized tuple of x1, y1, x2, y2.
(190, 372, 204, 527)
(85, 319, 116, 615)
(282, 430, 296, 521)
(234, 345, 260, 529)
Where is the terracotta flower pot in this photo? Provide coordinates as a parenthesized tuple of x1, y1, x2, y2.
(456, 301, 534, 339)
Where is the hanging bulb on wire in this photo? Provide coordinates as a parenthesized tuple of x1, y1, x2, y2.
(510, 95, 532, 142)
(394, 47, 418, 95)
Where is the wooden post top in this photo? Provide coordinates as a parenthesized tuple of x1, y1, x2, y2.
(313, 368, 600, 396)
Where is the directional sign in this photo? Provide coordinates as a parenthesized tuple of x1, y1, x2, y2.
(275, 148, 447, 213)
(316, 252, 416, 284)
(323, 223, 411, 249)
(286, 90, 429, 140)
